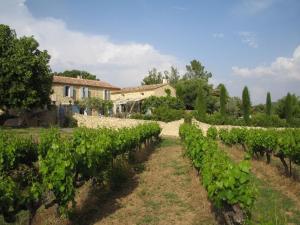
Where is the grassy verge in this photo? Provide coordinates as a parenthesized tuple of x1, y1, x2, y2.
(249, 176, 300, 225)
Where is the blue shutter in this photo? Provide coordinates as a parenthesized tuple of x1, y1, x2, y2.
(80, 87, 83, 99)
(69, 86, 74, 97)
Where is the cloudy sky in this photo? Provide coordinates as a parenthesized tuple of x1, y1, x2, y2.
(0, 0, 299, 103)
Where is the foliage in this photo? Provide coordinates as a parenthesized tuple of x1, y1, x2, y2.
(207, 126, 218, 140)
(219, 84, 228, 118)
(242, 86, 251, 124)
(183, 59, 212, 81)
(63, 115, 78, 128)
(179, 124, 256, 216)
(53, 70, 98, 80)
(0, 24, 52, 112)
(0, 123, 161, 222)
(195, 85, 206, 120)
(266, 92, 272, 116)
(275, 93, 300, 120)
(218, 127, 300, 176)
(184, 112, 192, 124)
(284, 93, 293, 123)
(152, 106, 184, 122)
(141, 68, 164, 85)
(78, 97, 113, 115)
(141, 96, 184, 113)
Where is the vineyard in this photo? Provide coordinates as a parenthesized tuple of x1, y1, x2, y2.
(179, 124, 255, 224)
(217, 127, 300, 176)
(0, 123, 161, 223)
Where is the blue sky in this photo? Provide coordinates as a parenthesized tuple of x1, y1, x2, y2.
(1, 0, 300, 103)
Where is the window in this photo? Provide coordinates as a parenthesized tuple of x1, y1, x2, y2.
(80, 87, 89, 99)
(65, 86, 70, 97)
(104, 89, 110, 100)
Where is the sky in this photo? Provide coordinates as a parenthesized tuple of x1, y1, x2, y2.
(0, 0, 300, 104)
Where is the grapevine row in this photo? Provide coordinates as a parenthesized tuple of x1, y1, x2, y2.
(217, 127, 300, 176)
(179, 124, 255, 224)
(0, 123, 161, 222)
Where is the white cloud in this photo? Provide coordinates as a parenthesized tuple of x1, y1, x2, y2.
(229, 45, 300, 103)
(238, 31, 258, 48)
(232, 45, 300, 80)
(233, 0, 279, 14)
(0, 0, 179, 87)
(212, 33, 224, 39)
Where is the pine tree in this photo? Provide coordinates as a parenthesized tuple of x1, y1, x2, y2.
(196, 86, 206, 120)
(242, 86, 251, 124)
(284, 93, 293, 123)
(220, 84, 228, 118)
(266, 92, 272, 116)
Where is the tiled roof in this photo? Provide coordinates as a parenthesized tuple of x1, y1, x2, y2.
(112, 83, 169, 94)
(53, 76, 120, 90)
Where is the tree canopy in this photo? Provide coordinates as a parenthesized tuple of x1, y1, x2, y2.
(141, 68, 164, 85)
(219, 84, 228, 118)
(266, 92, 272, 116)
(53, 70, 98, 80)
(183, 59, 212, 80)
(0, 24, 52, 112)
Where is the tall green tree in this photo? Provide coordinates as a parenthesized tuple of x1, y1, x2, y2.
(184, 59, 212, 80)
(53, 70, 98, 80)
(242, 86, 251, 124)
(141, 68, 163, 85)
(195, 85, 207, 120)
(284, 92, 293, 123)
(219, 84, 228, 118)
(0, 24, 52, 112)
(266, 92, 272, 116)
(164, 66, 180, 86)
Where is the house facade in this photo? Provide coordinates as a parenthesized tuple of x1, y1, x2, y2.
(111, 83, 176, 114)
(51, 75, 120, 106)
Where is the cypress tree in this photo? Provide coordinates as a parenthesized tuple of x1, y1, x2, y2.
(266, 92, 272, 116)
(242, 86, 251, 124)
(196, 85, 206, 120)
(220, 84, 228, 118)
(284, 93, 293, 123)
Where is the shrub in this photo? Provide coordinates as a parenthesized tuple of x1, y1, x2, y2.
(152, 106, 184, 122)
(207, 126, 218, 140)
(63, 115, 78, 128)
(184, 113, 192, 124)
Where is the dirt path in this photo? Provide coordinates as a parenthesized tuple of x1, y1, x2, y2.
(86, 143, 216, 225)
(219, 143, 300, 209)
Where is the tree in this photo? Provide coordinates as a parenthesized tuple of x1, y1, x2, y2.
(141, 68, 163, 85)
(266, 92, 272, 116)
(78, 97, 113, 116)
(0, 24, 52, 112)
(183, 59, 212, 80)
(53, 70, 98, 80)
(219, 84, 228, 118)
(195, 85, 207, 120)
(284, 93, 293, 123)
(164, 66, 180, 86)
(242, 86, 251, 124)
(275, 94, 300, 119)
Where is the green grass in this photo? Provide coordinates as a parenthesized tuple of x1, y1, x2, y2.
(0, 127, 73, 139)
(159, 138, 181, 148)
(249, 176, 300, 225)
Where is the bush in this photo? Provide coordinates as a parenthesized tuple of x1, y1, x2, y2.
(207, 126, 218, 140)
(63, 115, 78, 128)
(251, 114, 286, 127)
(184, 113, 192, 124)
(152, 106, 184, 122)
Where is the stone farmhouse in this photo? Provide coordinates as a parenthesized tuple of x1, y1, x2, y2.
(111, 81, 176, 114)
(50, 75, 120, 106)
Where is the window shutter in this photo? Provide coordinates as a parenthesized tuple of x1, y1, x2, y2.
(85, 87, 89, 98)
(80, 87, 83, 99)
(69, 86, 74, 97)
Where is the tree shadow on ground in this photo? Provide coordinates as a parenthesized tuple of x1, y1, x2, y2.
(69, 141, 159, 225)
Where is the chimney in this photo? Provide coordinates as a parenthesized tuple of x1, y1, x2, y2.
(162, 78, 169, 84)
